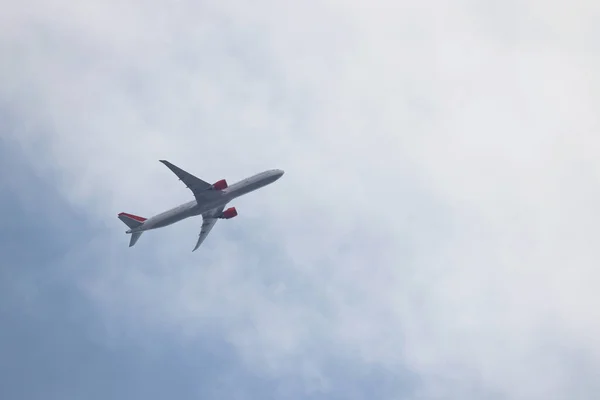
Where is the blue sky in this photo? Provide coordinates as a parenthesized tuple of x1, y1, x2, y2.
(0, 138, 418, 400)
(2, 1, 600, 399)
(0, 140, 245, 399)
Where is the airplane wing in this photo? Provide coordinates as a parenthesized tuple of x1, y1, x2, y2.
(193, 205, 225, 252)
(159, 160, 213, 200)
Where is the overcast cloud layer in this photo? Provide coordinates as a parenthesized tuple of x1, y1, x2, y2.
(2, 1, 600, 399)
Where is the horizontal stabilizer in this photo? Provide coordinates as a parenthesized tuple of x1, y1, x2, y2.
(118, 212, 147, 229)
(129, 232, 143, 247)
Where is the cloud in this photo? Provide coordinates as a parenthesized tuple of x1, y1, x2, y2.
(2, 0, 600, 398)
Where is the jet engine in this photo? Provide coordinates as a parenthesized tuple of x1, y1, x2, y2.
(212, 179, 228, 190)
(220, 207, 238, 219)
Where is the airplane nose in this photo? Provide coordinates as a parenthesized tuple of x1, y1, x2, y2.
(273, 169, 284, 178)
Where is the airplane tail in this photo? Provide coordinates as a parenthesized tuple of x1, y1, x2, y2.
(129, 231, 143, 247)
(118, 212, 147, 228)
(118, 212, 147, 247)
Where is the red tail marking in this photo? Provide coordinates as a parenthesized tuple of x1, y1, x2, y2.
(118, 212, 147, 222)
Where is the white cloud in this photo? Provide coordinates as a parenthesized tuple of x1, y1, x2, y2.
(2, 0, 600, 398)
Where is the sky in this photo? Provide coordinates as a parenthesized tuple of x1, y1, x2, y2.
(1, 0, 600, 399)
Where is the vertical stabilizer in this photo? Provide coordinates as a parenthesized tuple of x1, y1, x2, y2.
(118, 212, 146, 248)
(118, 212, 147, 229)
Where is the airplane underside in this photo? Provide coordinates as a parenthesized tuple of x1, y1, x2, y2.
(117, 160, 282, 251)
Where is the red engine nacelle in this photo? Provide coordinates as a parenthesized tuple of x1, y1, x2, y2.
(212, 179, 228, 190)
(220, 207, 238, 219)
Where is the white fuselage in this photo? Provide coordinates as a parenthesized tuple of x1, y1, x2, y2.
(131, 169, 284, 232)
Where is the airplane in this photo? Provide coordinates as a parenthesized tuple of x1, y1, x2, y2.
(117, 160, 284, 251)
